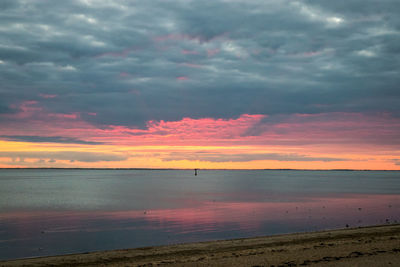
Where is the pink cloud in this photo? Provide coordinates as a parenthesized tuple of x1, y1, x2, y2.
(176, 76, 189, 81)
(52, 114, 266, 146)
(0, 101, 92, 138)
(243, 112, 400, 147)
(49, 113, 79, 119)
(2, 105, 400, 155)
(8, 101, 42, 119)
(135, 114, 266, 142)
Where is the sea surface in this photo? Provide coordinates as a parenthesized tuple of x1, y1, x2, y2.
(0, 169, 399, 260)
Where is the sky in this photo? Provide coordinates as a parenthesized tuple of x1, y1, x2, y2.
(0, 0, 400, 169)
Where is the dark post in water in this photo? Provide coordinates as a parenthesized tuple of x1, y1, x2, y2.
(194, 168, 198, 176)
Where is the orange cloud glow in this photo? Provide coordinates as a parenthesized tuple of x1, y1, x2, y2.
(0, 102, 399, 170)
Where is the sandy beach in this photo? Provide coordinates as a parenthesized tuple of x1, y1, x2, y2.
(1, 224, 399, 267)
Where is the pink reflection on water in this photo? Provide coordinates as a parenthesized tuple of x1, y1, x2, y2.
(1, 193, 400, 261)
(107, 194, 400, 231)
(2, 194, 400, 235)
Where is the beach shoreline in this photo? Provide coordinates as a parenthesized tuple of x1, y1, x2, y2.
(1, 224, 399, 266)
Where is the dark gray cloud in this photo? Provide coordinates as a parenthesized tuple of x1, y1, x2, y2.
(163, 152, 348, 162)
(0, 151, 128, 162)
(0, 135, 103, 145)
(391, 159, 400, 166)
(0, 0, 399, 128)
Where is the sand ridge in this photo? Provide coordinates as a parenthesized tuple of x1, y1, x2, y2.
(1, 224, 400, 266)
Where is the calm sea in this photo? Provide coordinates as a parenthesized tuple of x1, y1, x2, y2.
(0, 169, 399, 260)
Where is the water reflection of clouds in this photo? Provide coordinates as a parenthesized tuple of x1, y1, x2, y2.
(1, 193, 399, 260)
(3, 194, 399, 231)
(108, 194, 400, 229)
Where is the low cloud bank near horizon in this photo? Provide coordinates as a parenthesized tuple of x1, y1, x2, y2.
(0, 135, 103, 145)
(0, 151, 128, 163)
(163, 152, 349, 163)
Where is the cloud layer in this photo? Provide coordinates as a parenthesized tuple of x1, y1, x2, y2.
(0, 0, 399, 168)
(1, 0, 399, 126)
(0, 151, 127, 163)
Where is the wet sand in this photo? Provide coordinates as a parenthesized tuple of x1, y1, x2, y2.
(1, 224, 399, 266)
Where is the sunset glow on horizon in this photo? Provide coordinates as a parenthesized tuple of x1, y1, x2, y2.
(1, 107, 399, 170)
(1, 0, 400, 170)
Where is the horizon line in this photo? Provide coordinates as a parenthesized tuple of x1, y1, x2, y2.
(0, 167, 399, 171)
